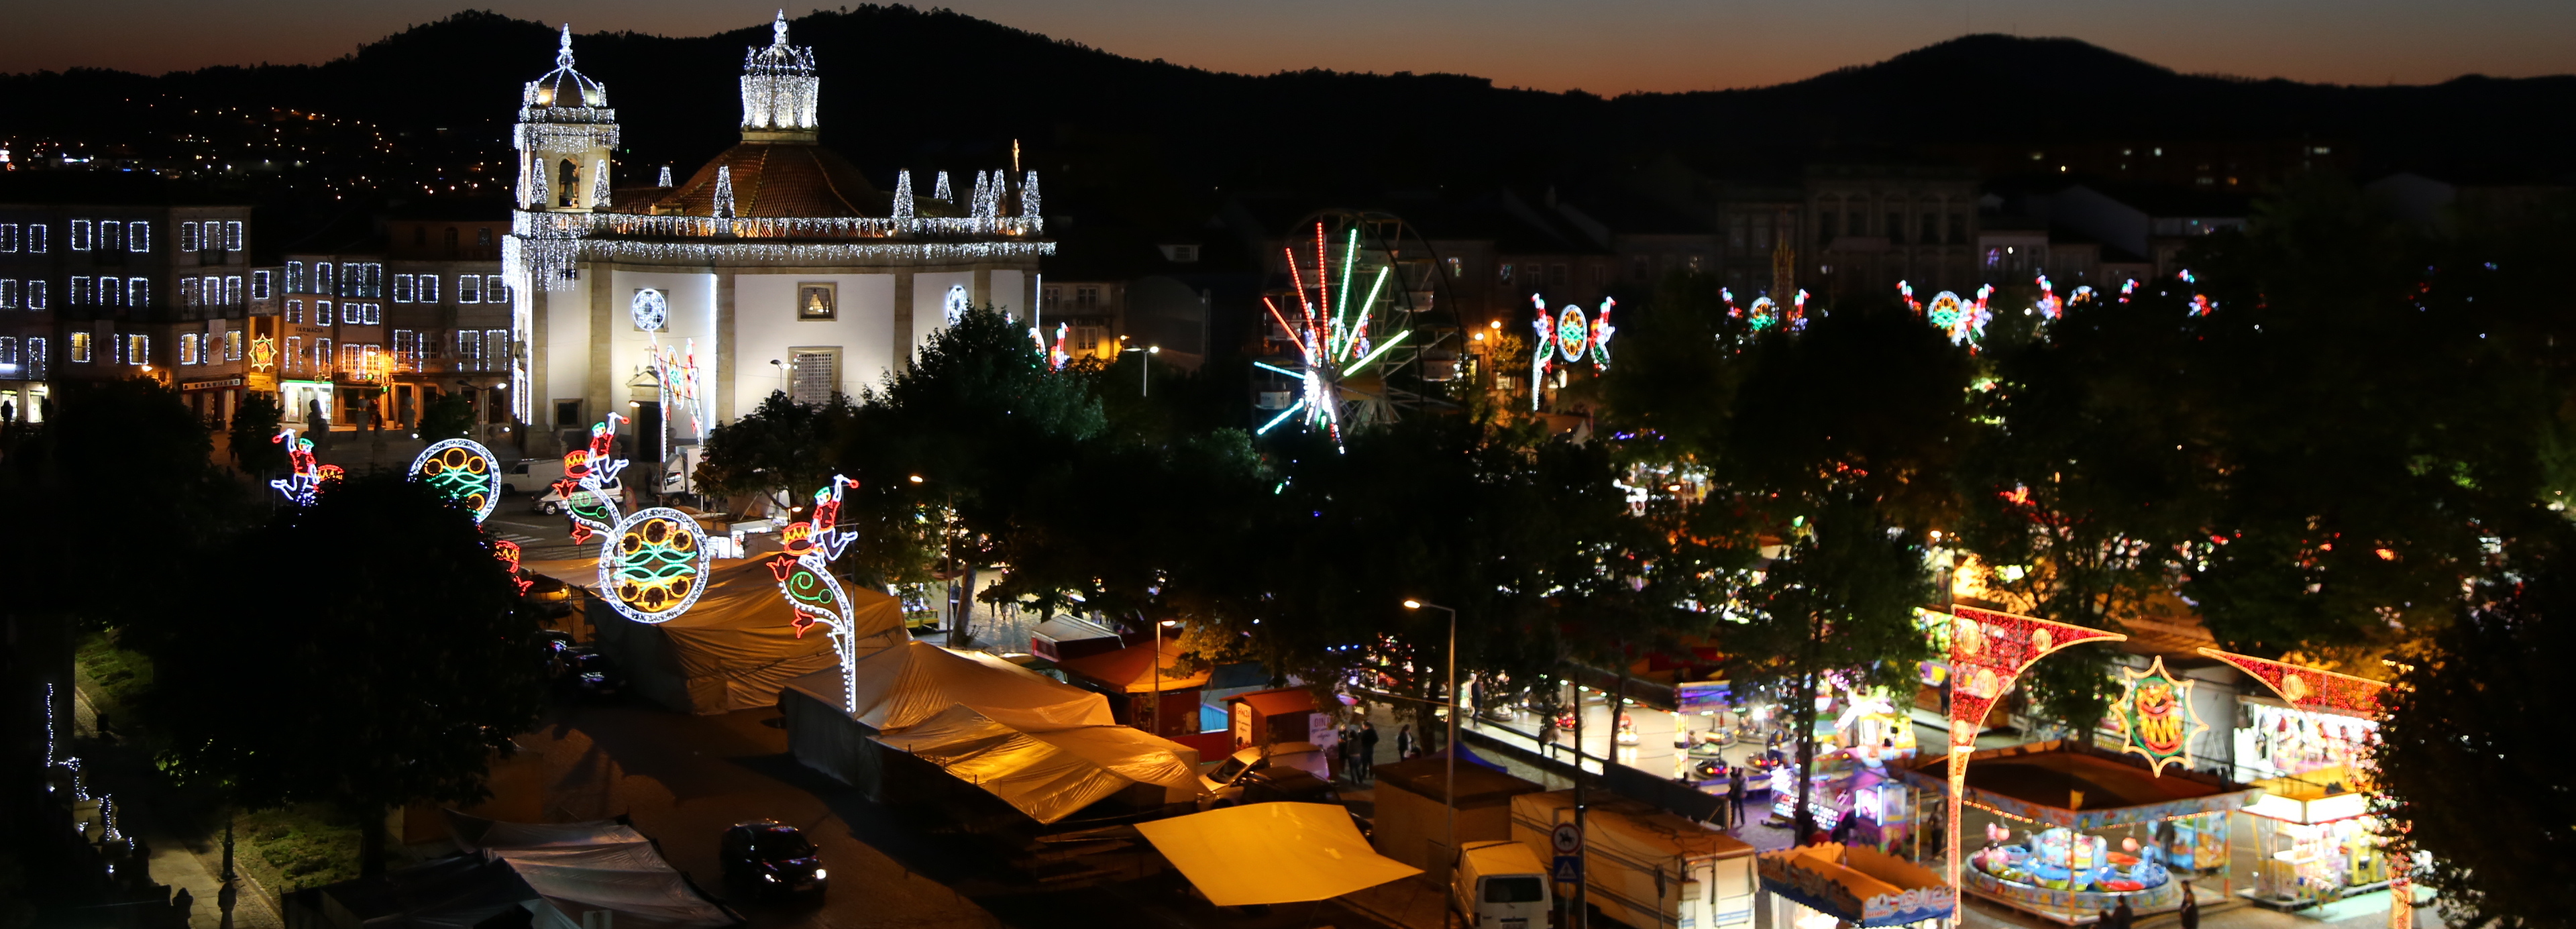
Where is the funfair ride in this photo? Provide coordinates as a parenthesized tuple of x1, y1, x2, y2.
(1256, 210, 1458, 446)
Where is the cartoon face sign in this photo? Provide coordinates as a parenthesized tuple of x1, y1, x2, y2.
(2135, 679, 2183, 753)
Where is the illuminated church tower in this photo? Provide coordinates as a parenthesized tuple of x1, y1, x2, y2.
(515, 25, 617, 213)
(739, 12, 820, 142)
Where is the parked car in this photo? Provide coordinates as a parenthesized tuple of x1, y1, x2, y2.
(1452, 840, 1552, 929)
(500, 458, 566, 496)
(719, 820, 826, 898)
(551, 647, 623, 700)
(535, 483, 625, 516)
(1197, 742, 1332, 809)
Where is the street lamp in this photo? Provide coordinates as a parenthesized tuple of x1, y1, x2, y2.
(1403, 598, 1458, 872)
(1150, 618, 1179, 735)
(1120, 343, 1160, 396)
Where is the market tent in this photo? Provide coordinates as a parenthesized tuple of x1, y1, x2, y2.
(872, 704, 1203, 823)
(353, 808, 741, 926)
(798, 639, 1114, 733)
(1054, 637, 1212, 692)
(593, 559, 906, 714)
(1136, 802, 1421, 906)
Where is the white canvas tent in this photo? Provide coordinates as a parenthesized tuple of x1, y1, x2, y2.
(779, 642, 1205, 824)
(574, 559, 905, 714)
(352, 813, 736, 929)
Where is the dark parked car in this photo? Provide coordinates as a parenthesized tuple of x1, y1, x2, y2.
(551, 647, 623, 700)
(720, 820, 826, 897)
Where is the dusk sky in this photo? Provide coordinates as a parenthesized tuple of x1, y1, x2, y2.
(4, 0, 2571, 93)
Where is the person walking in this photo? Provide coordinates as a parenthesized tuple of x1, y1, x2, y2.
(2178, 882, 2200, 929)
(1396, 724, 1414, 760)
(2110, 897, 2136, 929)
(1336, 722, 1356, 783)
(1728, 767, 1748, 827)
(1358, 721, 1381, 785)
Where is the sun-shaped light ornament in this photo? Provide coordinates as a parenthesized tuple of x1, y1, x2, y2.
(2110, 655, 2208, 775)
(629, 288, 669, 331)
(408, 439, 502, 523)
(597, 507, 712, 623)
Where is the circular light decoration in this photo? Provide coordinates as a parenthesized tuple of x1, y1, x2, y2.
(408, 439, 502, 523)
(943, 284, 971, 325)
(629, 288, 669, 332)
(1555, 306, 1590, 362)
(597, 507, 712, 623)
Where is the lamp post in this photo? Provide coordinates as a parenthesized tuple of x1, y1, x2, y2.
(1120, 343, 1160, 396)
(1150, 618, 1179, 735)
(1404, 598, 1458, 872)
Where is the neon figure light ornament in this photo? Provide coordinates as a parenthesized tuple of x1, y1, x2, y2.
(1900, 281, 1995, 348)
(493, 539, 535, 594)
(408, 439, 502, 523)
(765, 476, 896, 710)
(597, 507, 711, 623)
(270, 429, 323, 505)
(551, 413, 628, 544)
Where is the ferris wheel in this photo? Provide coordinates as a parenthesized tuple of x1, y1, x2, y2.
(1254, 209, 1459, 445)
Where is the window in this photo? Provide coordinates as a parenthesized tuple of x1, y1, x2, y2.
(1923, 213, 1940, 243)
(99, 221, 121, 252)
(26, 280, 44, 311)
(1847, 211, 1864, 239)
(486, 276, 506, 303)
(286, 261, 305, 293)
(127, 278, 147, 307)
(225, 330, 242, 362)
(98, 278, 120, 309)
(477, 227, 493, 247)
(180, 222, 200, 252)
(1446, 256, 1464, 280)
(180, 333, 201, 365)
(459, 275, 481, 303)
(23, 337, 43, 379)
(1499, 262, 1513, 284)
(286, 299, 303, 323)
(70, 277, 89, 306)
(1591, 264, 1606, 286)
(285, 337, 302, 373)
(0, 338, 15, 374)
(316, 262, 334, 296)
(394, 330, 421, 371)
(226, 276, 241, 305)
(122, 333, 149, 366)
(315, 338, 332, 376)
(0, 280, 16, 309)
(28, 223, 46, 254)
(413, 227, 427, 246)
(1550, 264, 1568, 286)
(181, 278, 201, 308)
(443, 227, 458, 253)
(555, 400, 583, 427)
(394, 274, 415, 303)
(419, 274, 438, 303)
(1071, 286, 1096, 311)
(253, 270, 272, 300)
(1949, 213, 1966, 245)
(0, 223, 16, 252)
(71, 219, 91, 251)
(485, 330, 509, 370)
(127, 221, 150, 252)
(317, 301, 333, 326)
(225, 221, 242, 250)
(70, 332, 92, 363)
(1886, 213, 1904, 245)
(788, 349, 840, 405)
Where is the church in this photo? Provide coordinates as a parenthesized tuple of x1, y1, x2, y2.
(504, 15, 1049, 455)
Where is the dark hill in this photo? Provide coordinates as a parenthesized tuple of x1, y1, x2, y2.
(3, 10, 2569, 241)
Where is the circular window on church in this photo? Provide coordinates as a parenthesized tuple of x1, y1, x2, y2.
(631, 288, 669, 331)
(943, 284, 971, 325)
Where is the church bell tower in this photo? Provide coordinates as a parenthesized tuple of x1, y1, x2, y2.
(515, 25, 620, 213)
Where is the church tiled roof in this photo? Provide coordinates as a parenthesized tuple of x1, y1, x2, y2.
(645, 142, 889, 219)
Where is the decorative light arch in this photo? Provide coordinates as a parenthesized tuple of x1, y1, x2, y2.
(597, 507, 711, 623)
(1943, 606, 2125, 916)
(408, 438, 503, 523)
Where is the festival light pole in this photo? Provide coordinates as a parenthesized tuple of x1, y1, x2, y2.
(1404, 599, 1458, 867)
(1941, 606, 2125, 919)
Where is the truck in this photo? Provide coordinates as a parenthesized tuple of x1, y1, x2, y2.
(1509, 790, 1756, 929)
(1454, 840, 1553, 929)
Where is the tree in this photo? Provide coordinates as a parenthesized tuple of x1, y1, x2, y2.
(0, 377, 241, 624)
(414, 390, 475, 443)
(230, 393, 286, 478)
(2373, 523, 2576, 929)
(695, 389, 855, 514)
(136, 474, 545, 876)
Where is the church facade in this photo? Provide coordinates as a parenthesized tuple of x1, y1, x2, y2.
(504, 16, 1048, 455)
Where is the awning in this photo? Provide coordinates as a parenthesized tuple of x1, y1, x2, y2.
(872, 704, 1204, 824)
(1135, 803, 1421, 906)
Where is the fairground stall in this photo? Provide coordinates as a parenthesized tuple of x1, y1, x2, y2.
(2232, 701, 2392, 907)
(1758, 842, 1955, 929)
(1764, 682, 1922, 851)
(1897, 741, 2259, 924)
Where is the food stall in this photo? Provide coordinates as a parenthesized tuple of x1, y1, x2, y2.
(2234, 687, 2388, 907)
(1898, 740, 2259, 924)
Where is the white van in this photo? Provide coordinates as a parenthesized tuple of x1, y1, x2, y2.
(500, 458, 565, 496)
(1454, 840, 1552, 929)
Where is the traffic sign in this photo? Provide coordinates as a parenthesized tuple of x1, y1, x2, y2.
(1550, 822, 1582, 855)
(1553, 855, 1583, 883)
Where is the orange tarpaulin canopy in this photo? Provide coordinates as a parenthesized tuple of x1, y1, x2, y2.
(1135, 803, 1420, 906)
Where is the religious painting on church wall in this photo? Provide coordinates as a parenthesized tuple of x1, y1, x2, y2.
(798, 282, 837, 321)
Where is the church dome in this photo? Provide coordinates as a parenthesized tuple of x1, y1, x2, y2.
(523, 25, 608, 111)
(647, 142, 888, 218)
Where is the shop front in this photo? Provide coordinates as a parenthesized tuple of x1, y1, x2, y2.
(2234, 698, 2392, 908)
(1900, 741, 2258, 924)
